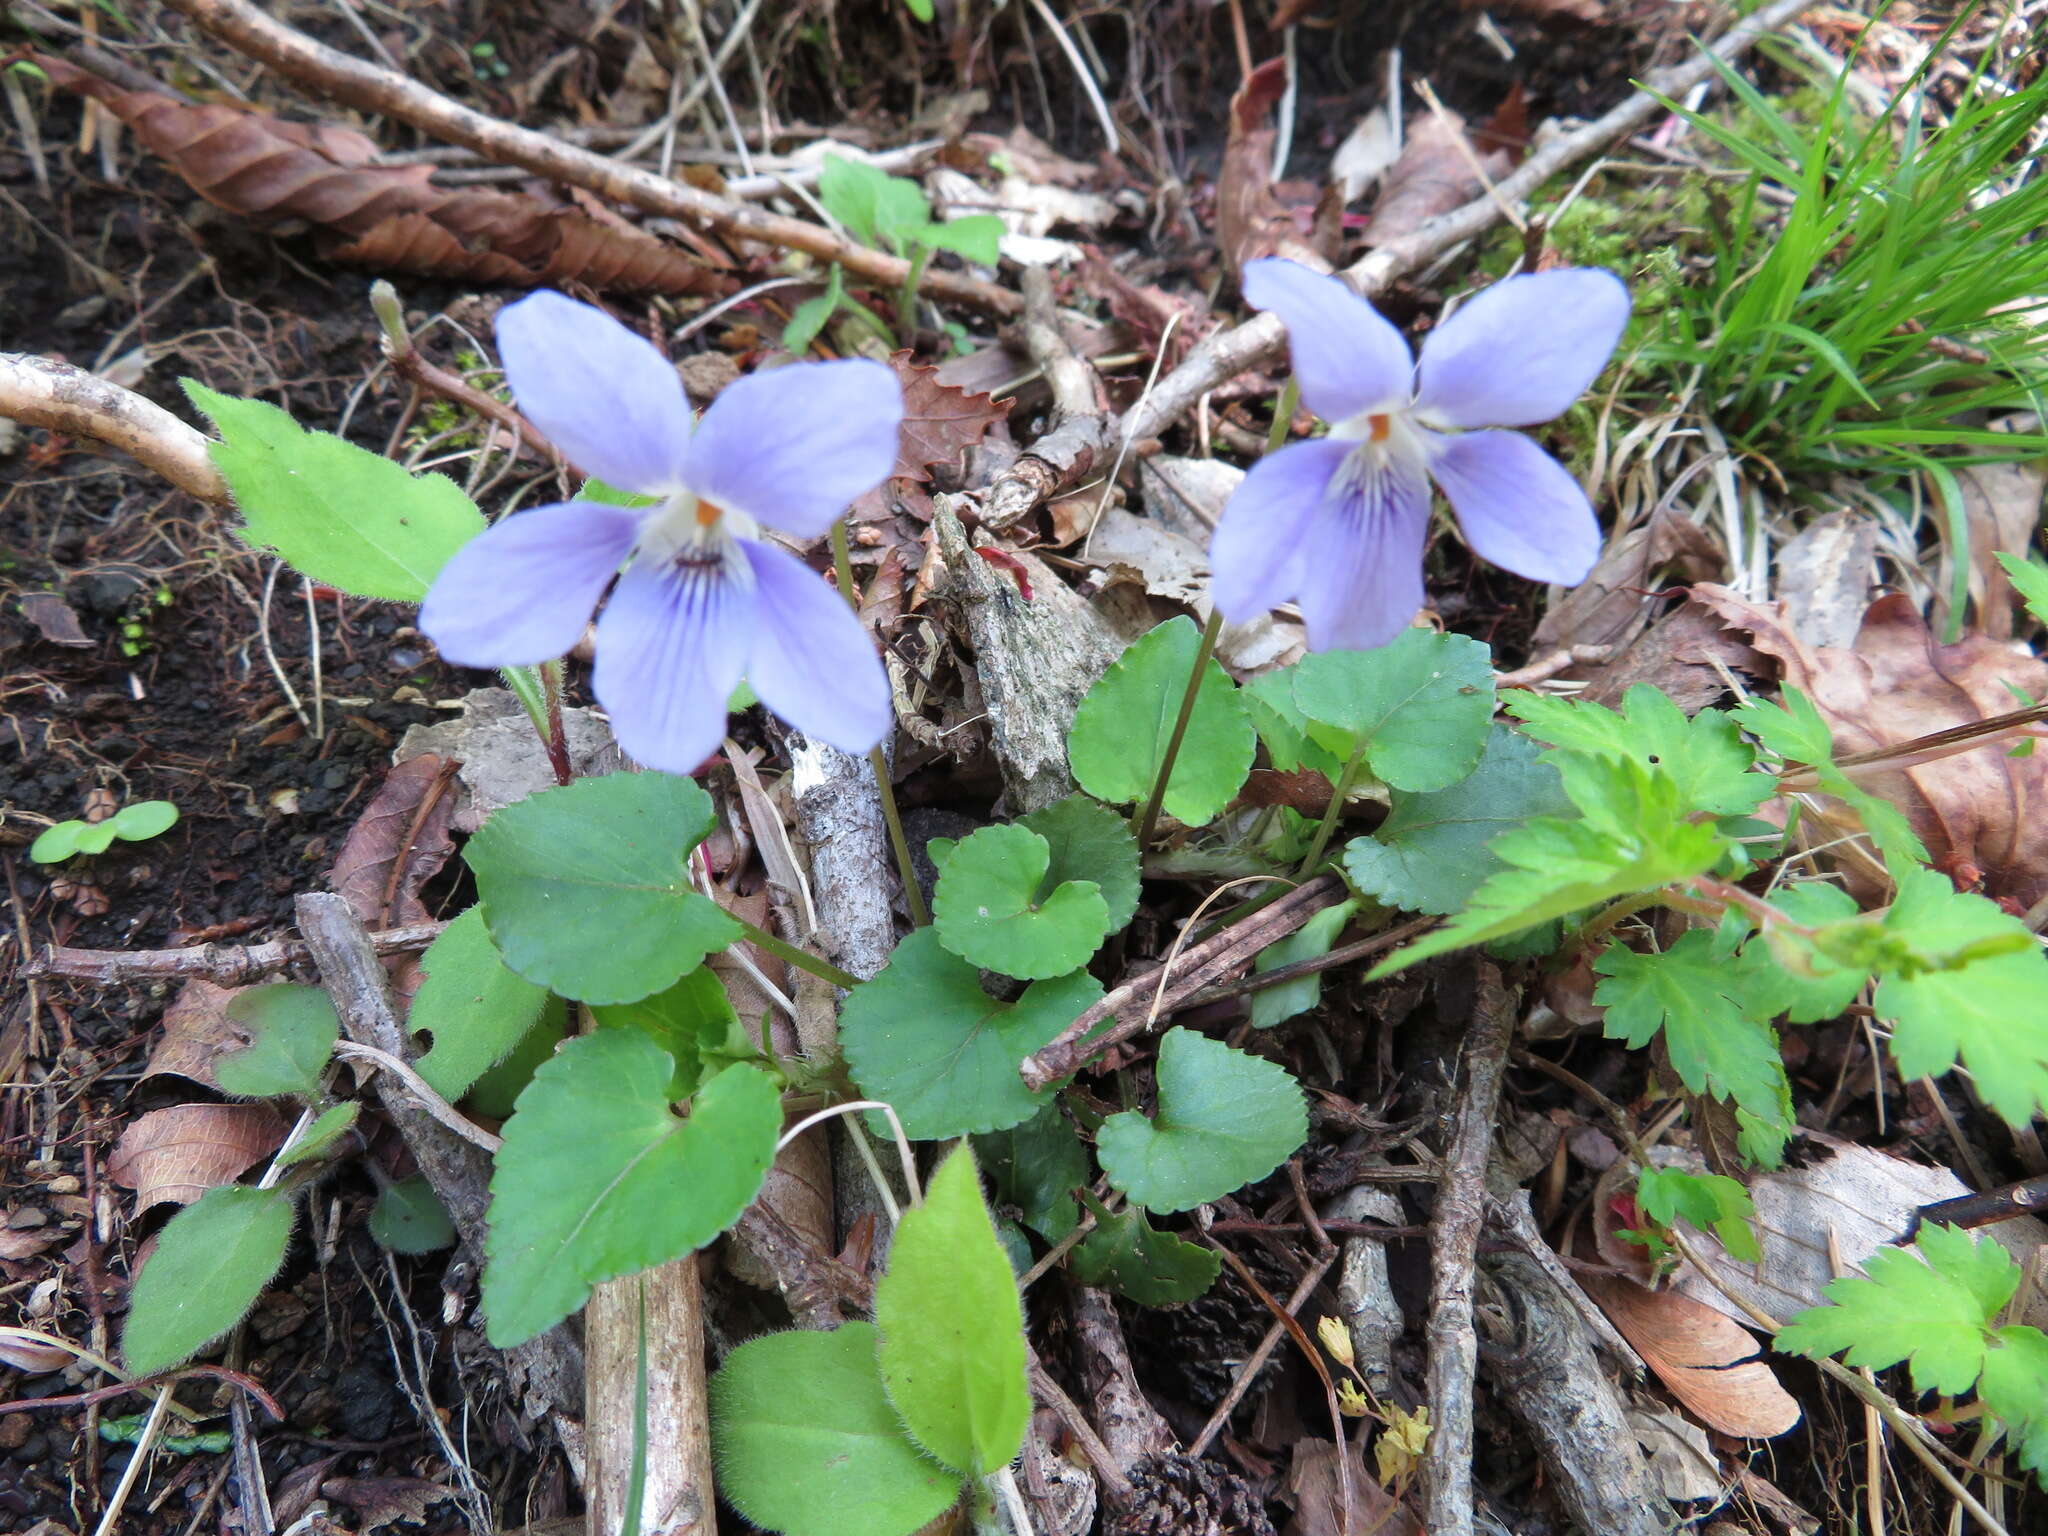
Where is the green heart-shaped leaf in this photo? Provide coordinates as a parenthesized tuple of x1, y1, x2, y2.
(976, 1101, 1090, 1243)
(592, 965, 759, 1101)
(933, 823, 1109, 979)
(216, 984, 339, 1100)
(370, 1175, 457, 1256)
(1018, 794, 1142, 933)
(1097, 1029, 1307, 1212)
(1069, 1201, 1221, 1304)
(466, 771, 741, 1004)
(1291, 630, 1495, 791)
(409, 906, 553, 1101)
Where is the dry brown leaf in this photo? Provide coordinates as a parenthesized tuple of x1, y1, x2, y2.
(1774, 510, 1878, 650)
(1580, 1273, 1801, 1438)
(36, 56, 719, 296)
(1576, 598, 1768, 712)
(1218, 57, 1326, 278)
(107, 1103, 285, 1216)
(395, 689, 616, 834)
(1533, 502, 1726, 654)
(142, 978, 244, 1090)
(329, 754, 459, 928)
(1075, 249, 1212, 375)
(0, 1332, 74, 1374)
(1281, 1437, 1424, 1536)
(0, 1228, 60, 1261)
(18, 592, 91, 647)
(321, 1476, 452, 1532)
(884, 351, 1013, 485)
(1366, 109, 1511, 250)
(1692, 585, 2048, 907)
(1950, 451, 2047, 641)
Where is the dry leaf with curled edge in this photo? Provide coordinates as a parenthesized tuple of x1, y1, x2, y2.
(1366, 108, 1511, 250)
(328, 754, 459, 929)
(1692, 585, 2048, 909)
(35, 55, 719, 295)
(142, 978, 243, 1091)
(1580, 1273, 1801, 1438)
(884, 351, 1013, 484)
(1219, 57, 1328, 278)
(107, 1103, 286, 1216)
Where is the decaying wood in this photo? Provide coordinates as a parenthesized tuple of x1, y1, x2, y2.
(1478, 1251, 1670, 1536)
(931, 496, 1122, 813)
(29, 920, 446, 984)
(1325, 1161, 1407, 1398)
(1069, 1284, 1172, 1495)
(584, 1265, 716, 1536)
(1422, 963, 1516, 1536)
(291, 896, 583, 1435)
(0, 352, 228, 505)
(983, 266, 1108, 532)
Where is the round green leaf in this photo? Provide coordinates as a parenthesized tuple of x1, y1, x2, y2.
(409, 906, 553, 1101)
(875, 1147, 1030, 1478)
(1342, 724, 1570, 914)
(592, 965, 754, 1102)
(122, 1185, 295, 1376)
(110, 799, 180, 841)
(1291, 629, 1496, 791)
(933, 823, 1109, 979)
(1068, 616, 1255, 827)
(1097, 1028, 1307, 1212)
(466, 771, 742, 1004)
(216, 984, 340, 1100)
(370, 1175, 457, 1255)
(1069, 1203, 1221, 1305)
(976, 1101, 1090, 1243)
(710, 1323, 962, 1536)
(482, 1034, 780, 1345)
(28, 821, 83, 863)
(841, 928, 1103, 1138)
(73, 820, 122, 855)
(275, 1102, 360, 1168)
(1018, 794, 1142, 933)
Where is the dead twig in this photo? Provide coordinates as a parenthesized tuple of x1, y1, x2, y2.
(157, 0, 1023, 318)
(27, 919, 447, 985)
(0, 353, 227, 503)
(1422, 962, 1517, 1536)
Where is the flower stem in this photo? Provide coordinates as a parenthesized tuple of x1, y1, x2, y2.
(1133, 607, 1225, 850)
(1267, 376, 1300, 454)
(500, 663, 572, 786)
(733, 915, 861, 992)
(1294, 745, 1368, 879)
(830, 519, 930, 927)
(895, 243, 932, 349)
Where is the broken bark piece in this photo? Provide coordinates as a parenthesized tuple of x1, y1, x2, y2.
(931, 496, 1121, 812)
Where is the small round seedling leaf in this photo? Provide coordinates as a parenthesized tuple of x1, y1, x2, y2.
(370, 1175, 457, 1255)
(110, 800, 180, 841)
(841, 929, 1103, 1138)
(1342, 724, 1570, 914)
(410, 906, 553, 1101)
(932, 823, 1110, 979)
(483, 1034, 780, 1345)
(466, 771, 742, 1004)
(1291, 630, 1496, 791)
(1097, 1028, 1308, 1212)
(122, 1185, 295, 1377)
(73, 820, 122, 856)
(976, 1101, 1090, 1244)
(592, 965, 753, 1101)
(710, 1323, 962, 1536)
(28, 821, 84, 863)
(216, 984, 340, 1100)
(875, 1147, 1030, 1477)
(1069, 1203, 1222, 1305)
(275, 1102, 360, 1169)
(1068, 616, 1255, 827)
(1018, 794, 1142, 933)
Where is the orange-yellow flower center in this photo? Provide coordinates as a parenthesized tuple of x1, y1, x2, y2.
(1368, 413, 1392, 443)
(695, 499, 724, 528)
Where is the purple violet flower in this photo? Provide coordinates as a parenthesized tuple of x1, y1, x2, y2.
(419, 291, 902, 775)
(1211, 258, 1631, 650)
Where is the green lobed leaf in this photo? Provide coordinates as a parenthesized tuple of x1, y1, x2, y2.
(1979, 1325, 2048, 1485)
(1371, 756, 1726, 977)
(1997, 551, 2048, 629)
(1594, 933, 1794, 1166)
(109, 799, 180, 841)
(1068, 1201, 1221, 1305)
(122, 1185, 296, 1376)
(710, 1323, 962, 1536)
(1248, 899, 1359, 1028)
(1872, 869, 2048, 1126)
(1734, 882, 1867, 1024)
(875, 1147, 1031, 1478)
(818, 154, 930, 250)
(1733, 687, 1928, 874)
(841, 929, 1103, 1139)
(1343, 724, 1571, 915)
(409, 906, 553, 1101)
(275, 1102, 360, 1169)
(1068, 616, 1255, 828)
(1291, 630, 1496, 792)
(1018, 794, 1142, 933)
(28, 820, 84, 863)
(466, 771, 741, 1005)
(1504, 685, 1771, 816)
(917, 214, 1004, 265)
(482, 1034, 780, 1345)
(976, 1101, 1090, 1244)
(1096, 1028, 1307, 1212)
(183, 380, 485, 601)
(1777, 1224, 2017, 1397)
(1635, 1167, 1762, 1264)
(216, 984, 340, 1100)
(592, 965, 755, 1102)
(932, 823, 1110, 979)
(369, 1175, 458, 1255)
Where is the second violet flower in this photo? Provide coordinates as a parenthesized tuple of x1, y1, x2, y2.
(1211, 258, 1631, 651)
(419, 291, 902, 776)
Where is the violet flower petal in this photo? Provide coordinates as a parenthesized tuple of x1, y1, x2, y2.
(419, 500, 642, 668)
(1208, 439, 1348, 626)
(591, 554, 755, 775)
(684, 358, 904, 537)
(1424, 429, 1603, 586)
(1242, 259, 1413, 424)
(1411, 270, 1630, 430)
(740, 540, 892, 755)
(495, 291, 693, 495)
(1292, 453, 1431, 652)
